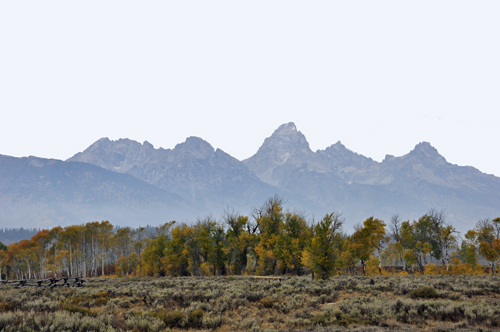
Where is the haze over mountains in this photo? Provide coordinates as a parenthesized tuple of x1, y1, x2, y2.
(1, 122, 499, 232)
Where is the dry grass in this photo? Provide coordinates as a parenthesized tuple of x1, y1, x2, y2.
(1, 275, 500, 331)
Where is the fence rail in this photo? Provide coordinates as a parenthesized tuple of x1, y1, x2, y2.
(0, 277, 85, 289)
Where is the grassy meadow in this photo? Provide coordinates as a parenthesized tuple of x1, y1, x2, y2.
(1, 275, 500, 332)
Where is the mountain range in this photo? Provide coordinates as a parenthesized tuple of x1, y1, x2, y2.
(1, 122, 499, 232)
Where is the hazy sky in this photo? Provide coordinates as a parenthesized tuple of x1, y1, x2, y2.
(1, 1, 499, 176)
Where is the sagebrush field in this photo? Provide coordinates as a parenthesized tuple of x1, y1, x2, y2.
(1, 275, 500, 332)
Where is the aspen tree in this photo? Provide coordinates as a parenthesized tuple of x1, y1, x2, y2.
(473, 218, 500, 275)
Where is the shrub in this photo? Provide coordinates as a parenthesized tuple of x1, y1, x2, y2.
(202, 313, 223, 329)
(409, 286, 437, 299)
(239, 318, 255, 329)
(365, 258, 382, 276)
(126, 315, 165, 332)
(0, 312, 14, 330)
(259, 296, 273, 308)
(60, 303, 96, 317)
(424, 264, 440, 275)
(309, 297, 321, 308)
(187, 309, 204, 328)
(22, 298, 59, 312)
(159, 310, 185, 328)
(0, 302, 13, 312)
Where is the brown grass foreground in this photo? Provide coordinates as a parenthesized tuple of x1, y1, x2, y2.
(1, 275, 500, 332)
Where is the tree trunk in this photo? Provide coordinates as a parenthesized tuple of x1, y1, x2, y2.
(445, 249, 450, 271)
(83, 237, 87, 278)
(69, 241, 73, 277)
(102, 239, 105, 276)
(26, 260, 31, 279)
(92, 235, 96, 277)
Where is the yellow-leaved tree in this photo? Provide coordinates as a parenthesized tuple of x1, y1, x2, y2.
(274, 212, 311, 275)
(347, 217, 387, 274)
(302, 213, 343, 280)
(253, 196, 285, 275)
(471, 218, 500, 275)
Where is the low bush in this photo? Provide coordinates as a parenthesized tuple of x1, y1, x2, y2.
(60, 303, 96, 317)
(156, 309, 185, 328)
(409, 286, 437, 299)
(2, 275, 500, 331)
(187, 308, 204, 328)
(259, 296, 274, 308)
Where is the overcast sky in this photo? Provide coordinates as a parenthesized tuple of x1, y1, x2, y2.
(1, 1, 499, 176)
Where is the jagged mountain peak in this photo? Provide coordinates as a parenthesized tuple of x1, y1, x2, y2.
(96, 137, 111, 143)
(247, 123, 313, 162)
(321, 140, 373, 162)
(263, 122, 311, 153)
(174, 137, 214, 159)
(67, 137, 158, 173)
(407, 141, 446, 164)
(412, 141, 438, 153)
(323, 140, 348, 152)
(319, 140, 375, 174)
(181, 136, 213, 148)
(271, 122, 302, 140)
(82, 137, 144, 152)
(243, 123, 319, 185)
(333, 140, 344, 147)
(274, 122, 297, 133)
(142, 140, 154, 149)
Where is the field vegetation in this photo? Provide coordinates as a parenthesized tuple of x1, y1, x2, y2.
(1, 275, 500, 331)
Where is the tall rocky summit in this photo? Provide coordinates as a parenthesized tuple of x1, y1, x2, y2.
(243, 122, 500, 229)
(243, 122, 321, 186)
(1, 122, 499, 230)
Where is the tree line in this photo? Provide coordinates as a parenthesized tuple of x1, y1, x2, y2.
(0, 227, 40, 245)
(1, 196, 499, 280)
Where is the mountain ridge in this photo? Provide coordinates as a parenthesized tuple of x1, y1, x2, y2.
(67, 136, 279, 214)
(1, 122, 498, 231)
(242, 123, 500, 229)
(0, 154, 192, 227)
